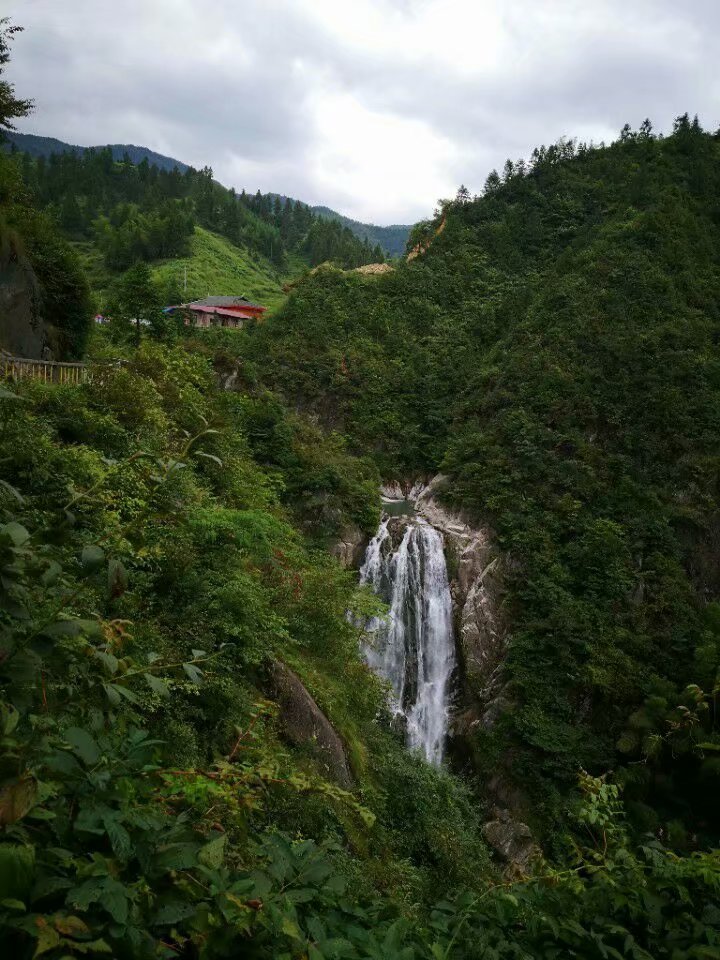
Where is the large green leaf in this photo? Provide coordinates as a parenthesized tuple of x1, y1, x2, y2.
(107, 558, 128, 599)
(65, 727, 101, 766)
(198, 835, 225, 869)
(144, 673, 170, 698)
(45, 618, 103, 639)
(1, 521, 30, 547)
(182, 662, 203, 684)
(102, 813, 132, 860)
(0, 776, 38, 825)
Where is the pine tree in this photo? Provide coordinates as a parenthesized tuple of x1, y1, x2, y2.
(484, 169, 501, 194)
(0, 19, 33, 137)
(116, 262, 162, 344)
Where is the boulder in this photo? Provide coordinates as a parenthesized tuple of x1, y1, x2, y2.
(269, 661, 352, 787)
(482, 809, 540, 876)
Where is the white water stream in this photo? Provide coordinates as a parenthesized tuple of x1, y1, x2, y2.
(359, 513, 455, 765)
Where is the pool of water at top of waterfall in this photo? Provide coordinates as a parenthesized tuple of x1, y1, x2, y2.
(381, 497, 415, 517)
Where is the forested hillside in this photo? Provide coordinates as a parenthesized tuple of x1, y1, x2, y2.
(6, 131, 411, 258)
(0, 29, 90, 358)
(250, 116, 720, 841)
(311, 205, 411, 258)
(19, 149, 385, 273)
(2, 18, 720, 959)
(7, 131, 397, 266)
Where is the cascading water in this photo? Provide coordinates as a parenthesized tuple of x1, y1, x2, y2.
(359, 513, 455, 765)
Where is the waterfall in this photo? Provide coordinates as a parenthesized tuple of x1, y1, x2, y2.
(360, 515, 455, 765)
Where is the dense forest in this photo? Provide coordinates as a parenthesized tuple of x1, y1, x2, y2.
(311, 205, 411, 258)
(251, 115, 720, 838)
(12, 145, 386, 277)
(2, 18, 720, 960)
(4, 132, 412, 258)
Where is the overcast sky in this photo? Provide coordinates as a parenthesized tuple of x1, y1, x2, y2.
(7, 0, 719, 224)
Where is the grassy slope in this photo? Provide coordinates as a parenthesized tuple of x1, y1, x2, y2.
(76, 226, 288, 312)
(153, 227, 288, 310)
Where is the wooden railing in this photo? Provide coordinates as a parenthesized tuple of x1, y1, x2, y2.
(0, 355, 89, 385)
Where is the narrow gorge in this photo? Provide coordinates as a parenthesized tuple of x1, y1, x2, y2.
(357, 479, 508, 767)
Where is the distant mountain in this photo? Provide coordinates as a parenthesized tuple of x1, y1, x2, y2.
(310, 206, 411, 258)
(3, 131, 189, 173)
(6, 131, 412, 256)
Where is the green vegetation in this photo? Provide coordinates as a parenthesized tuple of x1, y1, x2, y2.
(0, 19, 32, 137)
(250, 117, 720, 846)
(2, 349, 718, 959)
(151, 227, 288, 311)
(0, 20, 90, 359)
(8, 138, 390, 320)
(4, 136, 409, 257)
(0, 344, 483, 957)
(76, 226, 287, 313)
(13, 143, 385, 310)
(5, 131, 191, 172)
(2, 18, 720, 958)
(312, 205, 411, 258)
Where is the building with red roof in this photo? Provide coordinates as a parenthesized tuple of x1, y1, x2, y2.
(167, 296, 267, 329)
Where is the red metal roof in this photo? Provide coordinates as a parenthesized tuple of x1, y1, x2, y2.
(187, 305, 258, 319)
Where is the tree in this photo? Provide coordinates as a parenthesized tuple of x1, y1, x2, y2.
(0, 19, 33, 137)
(116, 262, 164, 344)
(484, 169, 501, 194)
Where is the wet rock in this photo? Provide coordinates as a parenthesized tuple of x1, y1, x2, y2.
(269, 661, 352, 787)
(380, 480, 427, 502)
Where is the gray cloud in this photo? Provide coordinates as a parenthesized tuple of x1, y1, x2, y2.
(7, 0, 720, 223)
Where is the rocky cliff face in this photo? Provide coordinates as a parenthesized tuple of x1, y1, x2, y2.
(0, 250, 53, 359)
(415, 477, 540, 872)
(329, 525, 367, 569)
(415, 476, 509, 735)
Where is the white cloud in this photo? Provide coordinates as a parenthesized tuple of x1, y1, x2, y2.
(6, 0, 720, 223)
(307, 91, 461, 223)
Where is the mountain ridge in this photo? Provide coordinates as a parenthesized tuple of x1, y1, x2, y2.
(5, 131, 412, 255)
(3, 131, 190, 173)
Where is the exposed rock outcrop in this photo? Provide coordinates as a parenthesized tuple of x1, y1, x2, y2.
(330, 525, 367, 569)
(0, 251, 52, 359)
(352, 263, 394, 276)
(380, 480, 427, 502)
(269, 660, 352, 787)
(415, 476, 508, 732)
(482, 808, 541, 876)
